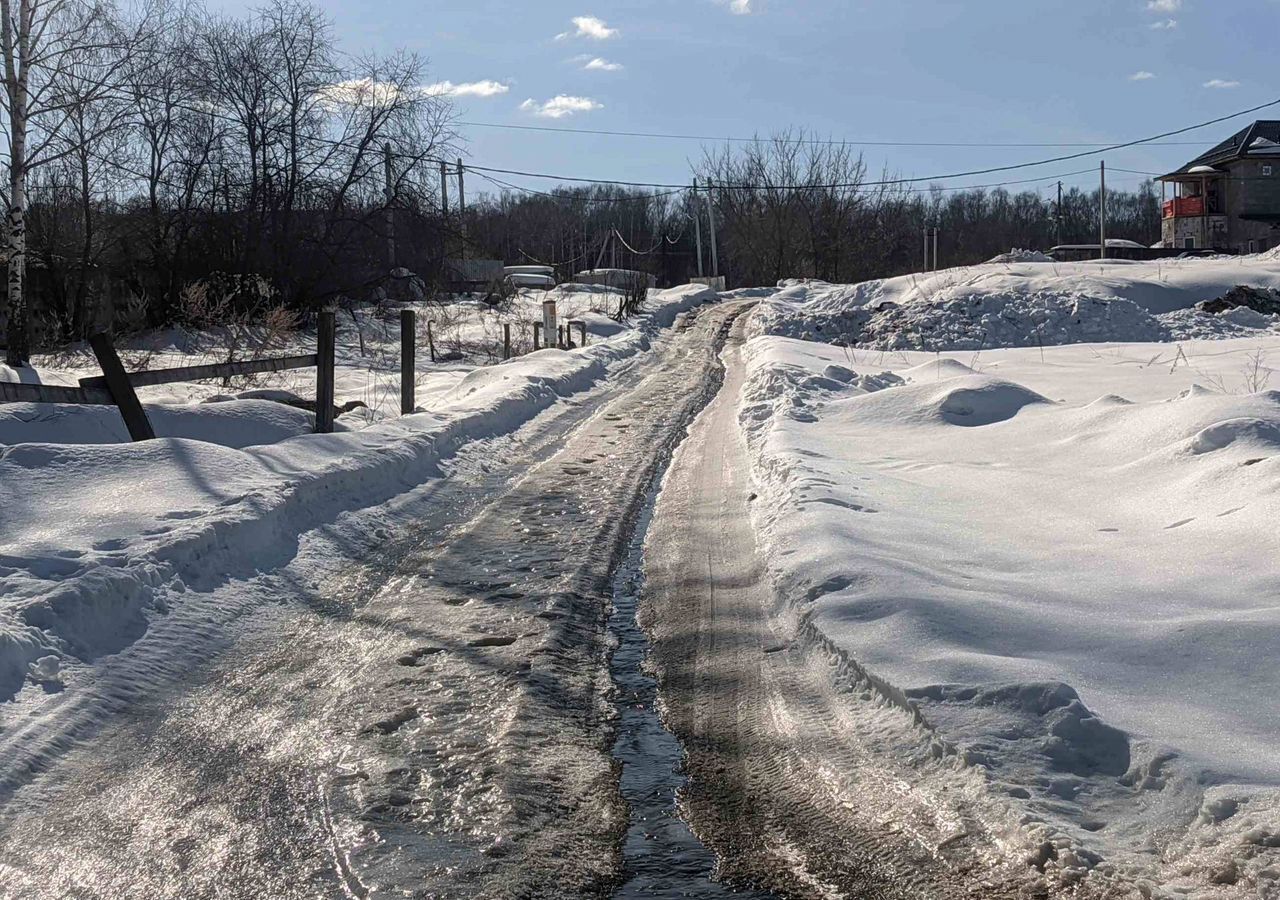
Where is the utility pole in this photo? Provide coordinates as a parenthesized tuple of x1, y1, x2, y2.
(1056, 181, 1063, 248)
(692, 179, 704, 277)
(932, 226, 939, 272)
(456, 159, 466, 260)
(923, 225, 930, 272)
(384, 143, 396, 270)
(1099, 161, 1108, 260)
(705, 182, 719, 278)
(439, 160, 449, 217)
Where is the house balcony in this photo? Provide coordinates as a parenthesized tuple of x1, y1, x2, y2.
(1163, 197, 1222, 219)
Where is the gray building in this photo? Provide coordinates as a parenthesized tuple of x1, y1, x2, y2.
(1158, 120, 1280, 253)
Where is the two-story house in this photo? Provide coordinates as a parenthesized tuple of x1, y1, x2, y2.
(1159, 120, 1280, 253)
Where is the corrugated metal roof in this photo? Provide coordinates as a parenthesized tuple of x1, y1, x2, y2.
(1162, 121, 1280, 178)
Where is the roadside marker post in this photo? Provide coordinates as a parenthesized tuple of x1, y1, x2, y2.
(315, 310, 336, 434)
(503, 323, 511, 360)
(401, 309, 416, 415)
(533, 322, 542, 350)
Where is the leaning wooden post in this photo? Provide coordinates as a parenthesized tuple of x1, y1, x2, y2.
(426, 320, 437, 362)
(315, 309, 336, 434)
(503, 323, 511, 360)
(557, 325, 564, 349)
(533, 322, 542, 350)
(89, 333, 155, 442)
(400, 308, 416, 415)
(578, 321, 587, 347)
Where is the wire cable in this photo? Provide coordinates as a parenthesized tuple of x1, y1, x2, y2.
(456, 96, 1280, 191)
(456, 120, 1212, 149)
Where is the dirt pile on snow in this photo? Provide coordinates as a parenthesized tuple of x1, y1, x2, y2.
(1197, 284, 1280, 315)
(987, 249, 1053, 264)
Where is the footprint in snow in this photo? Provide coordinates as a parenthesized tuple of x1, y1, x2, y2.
(1165, 518, 1196, 530)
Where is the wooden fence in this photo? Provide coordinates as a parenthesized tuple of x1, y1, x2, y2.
(1, 311, 340, 442)
(1, 303, 595, 443)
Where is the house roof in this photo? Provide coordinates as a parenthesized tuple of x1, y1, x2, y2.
(1160, 121, 1280, 179)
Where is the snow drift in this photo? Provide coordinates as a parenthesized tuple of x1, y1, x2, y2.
(737, 328, 1280, 896)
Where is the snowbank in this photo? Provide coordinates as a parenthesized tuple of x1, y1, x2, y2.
(738, 331, 1280, 894)
(754, 256, 1280, 350)
(0, 285, 715, 706)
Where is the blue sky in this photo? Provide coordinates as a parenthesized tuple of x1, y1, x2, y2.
(216, 0, 1276, 197)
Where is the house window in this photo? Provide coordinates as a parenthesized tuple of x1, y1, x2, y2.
(1265, 166, 1274, 176)
(1184, 236, 1196, 249)
(1249, 240, 1257, 254)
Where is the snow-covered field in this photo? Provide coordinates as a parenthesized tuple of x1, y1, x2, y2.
(740, 259, 1280, 895)
(0, 285, 713, 712)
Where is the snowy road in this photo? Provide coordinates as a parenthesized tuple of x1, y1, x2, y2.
(642, 314, 1050, 899)
(0, 301, 753, 899)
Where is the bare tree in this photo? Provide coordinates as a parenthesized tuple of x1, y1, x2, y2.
(1, 0, 139, 364)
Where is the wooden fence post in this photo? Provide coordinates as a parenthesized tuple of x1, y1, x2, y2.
(401, 309, 416, 415)
(578, 321, 588, 347)
(88, 333, 155, 442)
(533, 322, 542, 350)
(503, 323, 511, 360)
(557, 325, 564, 349)
(315, 310, 336, 434)
(426, 320, 437, 362)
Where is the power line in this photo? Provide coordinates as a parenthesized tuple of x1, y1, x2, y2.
(473, 170, 685, 202)
(455, 96, 1280, 191)
(457, 120, 1211, 149)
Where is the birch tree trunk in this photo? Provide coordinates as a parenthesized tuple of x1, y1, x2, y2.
(2, 0, 29, 367)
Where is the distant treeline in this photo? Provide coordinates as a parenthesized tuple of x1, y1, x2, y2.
(465, 132, 1163, 291)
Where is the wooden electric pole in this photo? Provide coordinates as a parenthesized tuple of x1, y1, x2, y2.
(1099, 161, 1108, 260)
(705, 182, 719, 278)
(384, 143, 396, 270)
(693, 179, 704, 277)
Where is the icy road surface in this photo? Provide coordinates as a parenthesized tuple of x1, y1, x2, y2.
(642, 314, 1052, 899)
(0, 302, 752, 898)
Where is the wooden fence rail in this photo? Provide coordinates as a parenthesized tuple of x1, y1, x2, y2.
(0, 381, 113, 405)
(77, 353, 318, 391)
(0, 310, 338, 441)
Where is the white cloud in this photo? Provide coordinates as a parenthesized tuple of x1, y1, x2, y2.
(556, 15, 618, 40)
(1149, 18, 1178, 28)
(520, 95, 603, 118)
(583, 57, 623, 72)
(719, 0, 753, 12)
(1204, 79, 1241, 89)
(422, 80, 510, 98)
(1146, 0, 1180, 11)
(1130, 70, 1157, 81)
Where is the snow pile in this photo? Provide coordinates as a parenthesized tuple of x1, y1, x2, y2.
(0, 284, 715, 707)
(987, 248, 1054, 264)
(759, 286, 1279, 350)
(738, 332, 1280, 895)
(754, 256, 1280, 350)
(0, 397, 328, 448)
